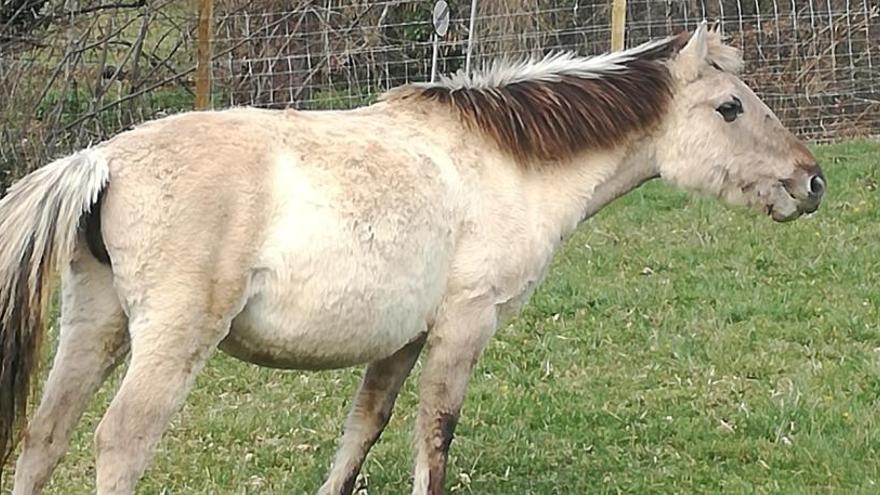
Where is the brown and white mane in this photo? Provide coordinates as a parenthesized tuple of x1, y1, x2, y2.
(384, 31, 744, 163)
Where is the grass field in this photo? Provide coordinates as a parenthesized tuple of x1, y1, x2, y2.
(15, 141, 880, 494)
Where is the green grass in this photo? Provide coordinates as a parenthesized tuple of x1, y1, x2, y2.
(16, 141, 880, 493)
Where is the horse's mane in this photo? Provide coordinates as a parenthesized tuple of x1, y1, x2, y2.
(383, 32, 696, 163)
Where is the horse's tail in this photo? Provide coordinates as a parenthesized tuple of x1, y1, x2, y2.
(0, 149, 110, 466)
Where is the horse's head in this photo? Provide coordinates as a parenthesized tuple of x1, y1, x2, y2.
(656, 23, 825, 222)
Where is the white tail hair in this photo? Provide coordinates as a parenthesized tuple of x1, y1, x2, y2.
(0, 149, 109, 467)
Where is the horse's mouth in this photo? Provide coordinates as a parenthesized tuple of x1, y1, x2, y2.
(769, 198, 820, 222)
(773, 176, 823, 220)
(766, 202, 803, 222)
(764, 182, 811, 222)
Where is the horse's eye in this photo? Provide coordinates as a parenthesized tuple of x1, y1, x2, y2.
(716, 97, 743, 123)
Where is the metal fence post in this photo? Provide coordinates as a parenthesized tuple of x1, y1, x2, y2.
(465, 0, 478, 76)
(195, 0, 214, 110)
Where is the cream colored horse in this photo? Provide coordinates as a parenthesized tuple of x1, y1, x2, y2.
(0, 24, 824, 494)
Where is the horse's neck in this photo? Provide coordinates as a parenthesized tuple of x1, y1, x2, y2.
(521, 139, 658, 245)
(577, 140, 659, 220)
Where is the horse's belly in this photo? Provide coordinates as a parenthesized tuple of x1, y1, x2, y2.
(221, 157, 454, 369)
(223, 244, 448, 368)
(223, 291, 431, 369)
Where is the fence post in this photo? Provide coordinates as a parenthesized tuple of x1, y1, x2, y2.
(195, 0, 214, 110)
(431, 1, 450, 83)
(611, 0, 627, 51)
(464, 0, 478, 76)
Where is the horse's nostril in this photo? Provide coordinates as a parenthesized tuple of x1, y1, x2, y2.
(808, 175, 826, 198)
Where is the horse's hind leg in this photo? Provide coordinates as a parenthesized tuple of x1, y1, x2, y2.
(13, 246, 128, 495)
(92, 276, 245, 494)
(319, 335, 426, 495)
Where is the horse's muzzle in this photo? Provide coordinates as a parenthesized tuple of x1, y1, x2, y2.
(782, 163, 825, 216)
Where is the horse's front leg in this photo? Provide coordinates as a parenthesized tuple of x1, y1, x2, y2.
(319, 335, 426, 495)
(412, 298, 496, 495)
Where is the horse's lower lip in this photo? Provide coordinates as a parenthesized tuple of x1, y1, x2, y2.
(765, 202, 797, 222)
(769, 207, 800, 222)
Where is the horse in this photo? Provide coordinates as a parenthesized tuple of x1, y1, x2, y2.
(0, 23, 825, 494)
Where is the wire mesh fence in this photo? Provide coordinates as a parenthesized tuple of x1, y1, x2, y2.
(0, 0, 198, 186)
(214, 0, 879, 142)
(1, 1, 878, 189)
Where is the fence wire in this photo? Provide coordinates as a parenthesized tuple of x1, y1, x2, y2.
(215, 0, 879, 142)
(0, 0, 197, 186)
(1, 1, 878, 189)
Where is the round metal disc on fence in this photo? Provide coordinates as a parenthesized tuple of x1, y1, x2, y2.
(433, 0, 450, 37)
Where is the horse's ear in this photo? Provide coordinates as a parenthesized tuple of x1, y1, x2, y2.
(681, 21, 709, 63)
(672, 21, 709, 80)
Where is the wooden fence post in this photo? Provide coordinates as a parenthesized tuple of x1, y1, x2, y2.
(611, 0, 627, 52)
(195, 0, 214, 110)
